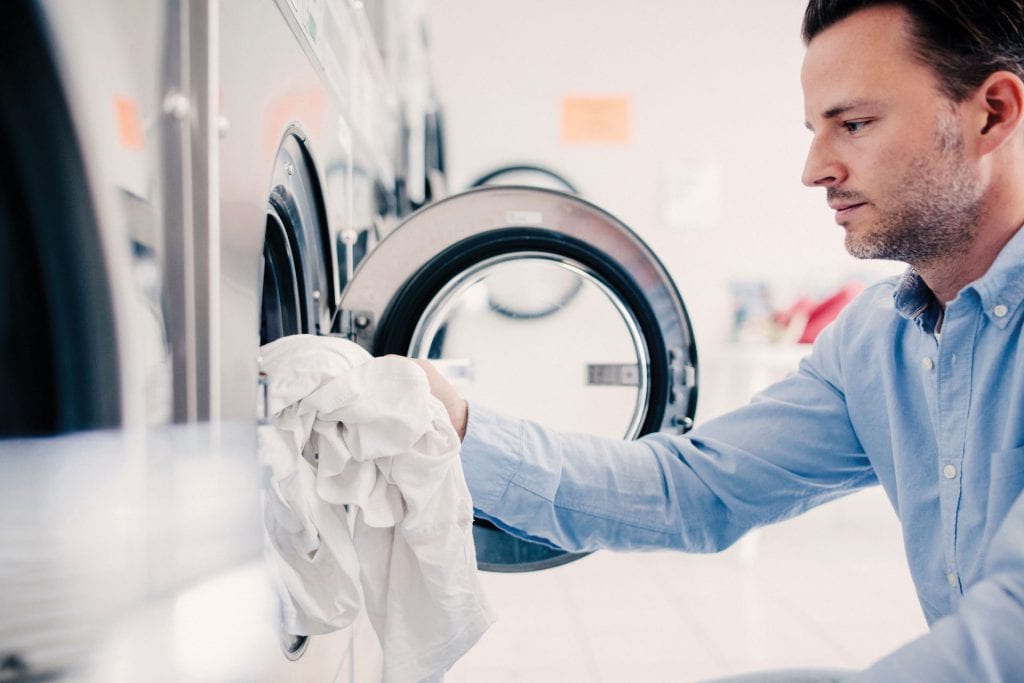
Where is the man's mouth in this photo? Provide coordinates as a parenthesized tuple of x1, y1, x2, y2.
(829, 201, 868, 223)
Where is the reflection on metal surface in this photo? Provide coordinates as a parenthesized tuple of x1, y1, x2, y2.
(281, 634, 310, 661)
(485, 257, 583, 320)
(0, 423, 263, 680)
(409, 252, 650, 440)
(83, 562, 298, 682)
(428, 358, 475, 383)
(586, 363, 640, 387)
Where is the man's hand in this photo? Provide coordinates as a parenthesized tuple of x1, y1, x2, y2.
(411, 358, 469, 441)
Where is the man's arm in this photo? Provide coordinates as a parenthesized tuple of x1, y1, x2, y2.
(852, 489, 1024, 681)
(419, 330, 877, 554)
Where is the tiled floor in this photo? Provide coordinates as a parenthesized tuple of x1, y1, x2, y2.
(447, 486, 928, 682)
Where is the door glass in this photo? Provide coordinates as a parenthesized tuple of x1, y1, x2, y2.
(409, 253, 649, 439)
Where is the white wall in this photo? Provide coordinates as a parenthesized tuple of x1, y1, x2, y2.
(425, 0, 901, 360)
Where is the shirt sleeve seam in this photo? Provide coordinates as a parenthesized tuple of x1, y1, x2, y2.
(491, 416, 528, 508)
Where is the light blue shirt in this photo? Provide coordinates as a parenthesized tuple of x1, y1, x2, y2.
(461, 227, 1024, 681)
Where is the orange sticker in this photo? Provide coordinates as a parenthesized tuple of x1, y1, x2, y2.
(114, 96, 144, 150)
(561, 96, 630, 143)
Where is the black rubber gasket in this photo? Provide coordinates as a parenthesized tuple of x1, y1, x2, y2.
(372, 227, 681, 572)
(373, 227, 671, 438)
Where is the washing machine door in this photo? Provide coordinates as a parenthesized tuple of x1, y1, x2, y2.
(337, 186, 697, 571)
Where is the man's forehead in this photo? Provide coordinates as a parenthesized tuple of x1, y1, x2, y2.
(801, 5, 915, 86)
(800, 5, 933, 119)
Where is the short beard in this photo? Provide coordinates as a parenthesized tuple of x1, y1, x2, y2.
(844, 110, 983, 267)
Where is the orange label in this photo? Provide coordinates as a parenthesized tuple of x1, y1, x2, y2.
(114, 96, 144, 150)
(561, 96, 630, 143)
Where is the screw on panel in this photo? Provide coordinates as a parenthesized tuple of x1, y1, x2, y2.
(354, 315, 370, 329)
(162, 92, 190, 120)
(671, 416, 694, 432)
(285, 163, 296, 176)
(312, 289, 321, 301)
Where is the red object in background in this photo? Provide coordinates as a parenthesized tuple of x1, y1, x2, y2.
(799, 282, 864, 343)
(770, 282, 865, 344)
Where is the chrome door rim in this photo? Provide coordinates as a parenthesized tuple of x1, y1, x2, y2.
(407, 250, 651, 440)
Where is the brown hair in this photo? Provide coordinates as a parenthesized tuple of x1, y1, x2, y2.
(802, 1, 1024, 101)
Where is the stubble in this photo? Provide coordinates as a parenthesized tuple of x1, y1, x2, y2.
(844, 109, 983, 266)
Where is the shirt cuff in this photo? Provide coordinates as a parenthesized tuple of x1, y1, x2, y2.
(460, 402, 523, 514)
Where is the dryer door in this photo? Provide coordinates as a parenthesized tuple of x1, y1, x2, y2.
(338, 186, 697, 571)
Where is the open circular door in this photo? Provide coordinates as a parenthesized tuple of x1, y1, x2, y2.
(338, 186, 698, 571)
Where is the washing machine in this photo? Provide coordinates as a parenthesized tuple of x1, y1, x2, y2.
(335, 184, 699, 571)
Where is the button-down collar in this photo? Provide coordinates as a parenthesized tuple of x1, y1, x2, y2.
(971, 225, 1024, 329)
(892, 225, 1024, 330)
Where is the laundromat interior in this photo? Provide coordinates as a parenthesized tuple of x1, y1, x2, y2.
(7, 0, 997, 680)
(427, 2, 919, 680)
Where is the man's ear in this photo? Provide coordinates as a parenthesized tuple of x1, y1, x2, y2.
(973, 70, 1024, 155)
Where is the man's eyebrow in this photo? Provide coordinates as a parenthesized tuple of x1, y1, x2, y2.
(804, 100, 875, 131)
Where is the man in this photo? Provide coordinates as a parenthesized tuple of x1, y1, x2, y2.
(417, 1, 1024, 679)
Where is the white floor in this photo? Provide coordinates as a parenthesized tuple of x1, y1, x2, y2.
(447, 486, 928, 682)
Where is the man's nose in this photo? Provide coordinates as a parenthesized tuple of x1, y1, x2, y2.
(801, 136, 845, 187)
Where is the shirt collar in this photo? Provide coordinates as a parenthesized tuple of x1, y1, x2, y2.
(970, 224, 1024, 329)
(893, 268, 933, 323)
(892, 224, 1024, 329)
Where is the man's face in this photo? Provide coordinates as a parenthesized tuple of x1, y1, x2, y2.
(801, 5, 983, 265)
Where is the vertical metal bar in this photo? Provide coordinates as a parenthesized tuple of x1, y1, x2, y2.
(190, 0, 220, 421)
(161, 0, 220, 423)
(162, 0, 197, 423)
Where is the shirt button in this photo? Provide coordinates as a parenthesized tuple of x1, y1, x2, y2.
(943, 464, 958, 479)
(993, 304, 1009, 318)
(947, 572, 959, 588)
(921, 357, 934, 371)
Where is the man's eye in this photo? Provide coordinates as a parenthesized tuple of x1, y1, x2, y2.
(843, 120, 870, 133)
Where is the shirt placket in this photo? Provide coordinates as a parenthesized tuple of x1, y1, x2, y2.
(932, 301, 977, 602)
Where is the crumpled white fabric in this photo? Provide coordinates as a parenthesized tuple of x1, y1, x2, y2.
(257, 334, 493, 683)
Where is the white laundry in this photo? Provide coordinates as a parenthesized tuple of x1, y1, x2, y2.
(258, 334, 493, 683)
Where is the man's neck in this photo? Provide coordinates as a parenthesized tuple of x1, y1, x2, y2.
(916, 219, 1022, 305)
